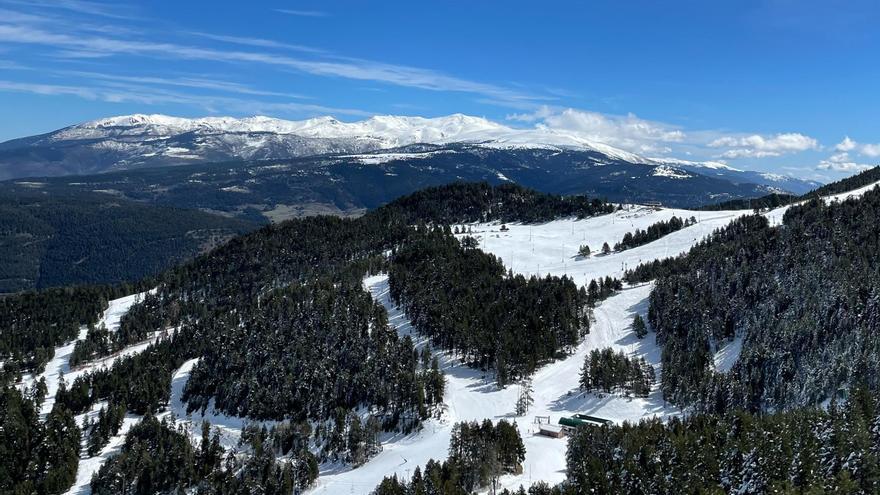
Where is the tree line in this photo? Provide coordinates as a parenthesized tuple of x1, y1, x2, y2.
(382, 181, 614, 225)
(613, 215, 695, 252)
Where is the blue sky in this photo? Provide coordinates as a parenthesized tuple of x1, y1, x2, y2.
(0, 0, 878, 181)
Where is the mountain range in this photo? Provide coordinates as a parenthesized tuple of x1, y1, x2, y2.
(0, 114, 819, 218)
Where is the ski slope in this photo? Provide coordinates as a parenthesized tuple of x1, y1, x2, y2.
(318, 198, 824, 493)
(14, 291, 156, 495)
(33, 182, 880, 495)
(464, 205, 746, 283)
(311, 276, 675, 494)
(19, 291, 152, 419)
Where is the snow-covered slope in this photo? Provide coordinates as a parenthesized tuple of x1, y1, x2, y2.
(467, 205, 746, 282)
(325, 193, 863, 493)
(26, 181, 880, 494)
(309, 276, 675, 495)
(20, 291, 152, 419)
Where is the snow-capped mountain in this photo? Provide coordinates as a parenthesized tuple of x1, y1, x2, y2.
(3, 113, 670, 177)
(0, 113, 818, 197)
(644, 156, 821, 194)
(45, 113, 643, 160)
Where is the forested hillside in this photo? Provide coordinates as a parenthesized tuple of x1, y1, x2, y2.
(0, 285, 130, 383)
(382, 182, 614, 224)
(8, 175, 880, 494)
(389, 227, 589, 384)
(628, 182, 880, 412)
(0, 191, 256, 293)
(0, 182, 613, 494)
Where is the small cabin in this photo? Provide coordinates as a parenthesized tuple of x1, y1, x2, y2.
(538, 423, 565, 438)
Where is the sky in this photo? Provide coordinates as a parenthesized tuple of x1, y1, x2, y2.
(0, 0, 877, 181)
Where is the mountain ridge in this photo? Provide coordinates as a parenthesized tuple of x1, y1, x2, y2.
(0, 113, 818, 195)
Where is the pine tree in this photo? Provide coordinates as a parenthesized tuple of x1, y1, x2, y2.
(632, 314, 648, 339)
(515, 378, 534, 416)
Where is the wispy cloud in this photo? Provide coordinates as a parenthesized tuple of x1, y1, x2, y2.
(0, 19, 544, 108)
(0, 78, 370, 116)
(2, 0, 140, 20)
(0, 59, 25, 69)
(61, 70, 313, 99)
(187, 32, 325, 54)
(274, 9, 327, 18)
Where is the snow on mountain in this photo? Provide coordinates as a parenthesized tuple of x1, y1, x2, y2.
(646, 156, 741, 171)
(0, 113, 820, 199)
(652, 164, 694, 179)
(53, 112, 644, 160)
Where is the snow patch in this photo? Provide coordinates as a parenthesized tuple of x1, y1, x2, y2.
(713, 336, 743, 373)
(652, 165, 693, 179)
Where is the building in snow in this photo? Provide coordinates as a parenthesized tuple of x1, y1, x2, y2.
(558, 414, 613, 433)
(538, 423, 565, 438)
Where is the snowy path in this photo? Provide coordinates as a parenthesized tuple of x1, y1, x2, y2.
(63, 411, 142, 495)
(19, 291, 151, 419)
(12, 291, 160, 495)
(310, 276, 675, 494)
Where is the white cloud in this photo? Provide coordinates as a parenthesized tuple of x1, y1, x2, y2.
(832, 137, 880, 158)
(508, 106, 685, 155)
(717, 149, 784, 159)
(816, 152, 874, 173)
(861, 143, 880, 158)
(708, 132, 819, 158)
(835, 136, 857, 152)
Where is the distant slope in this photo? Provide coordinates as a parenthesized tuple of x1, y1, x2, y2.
(697, 166, 880, 210)
(0, 190, 256, 292)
